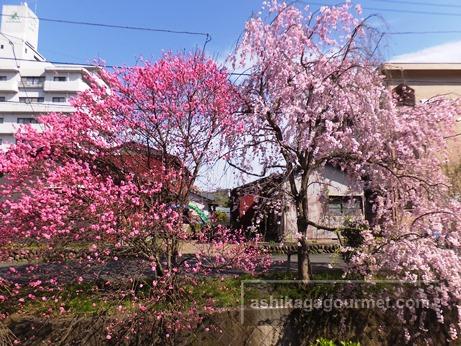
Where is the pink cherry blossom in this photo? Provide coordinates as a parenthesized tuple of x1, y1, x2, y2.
(231, 0, 461, 341)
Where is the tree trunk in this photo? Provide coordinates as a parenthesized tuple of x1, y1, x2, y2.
(297, 217, 312, 281)
(290, 167, 312, 281)
(297, 235, 311, 281)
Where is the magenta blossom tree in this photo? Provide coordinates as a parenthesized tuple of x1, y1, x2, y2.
(0, 53, 270, 342)
(0, 52, 244, 265)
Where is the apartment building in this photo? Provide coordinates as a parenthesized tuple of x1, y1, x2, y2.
(383, 62, 461, 163)
(0, 3, 98, 149)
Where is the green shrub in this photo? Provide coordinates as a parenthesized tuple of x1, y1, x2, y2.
(311, 338, 360, 346)
(214, 210, 228, 224)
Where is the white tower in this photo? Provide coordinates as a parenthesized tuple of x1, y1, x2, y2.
(1, 3, 39, 49)
(0, 3, 41, 61)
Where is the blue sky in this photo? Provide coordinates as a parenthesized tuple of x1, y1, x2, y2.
(3, 0, 461, 66)
(3, 0, 461, 189)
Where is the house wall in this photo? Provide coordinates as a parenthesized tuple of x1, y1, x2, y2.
(383, 63, 461, 164)
(282, 166, 364, 241)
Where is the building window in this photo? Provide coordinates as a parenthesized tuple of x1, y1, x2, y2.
(19, 97, 44, 103)
(17, 118, 38, 124)
(328, 196, 362, 216)
(0, 76, 7, 81)
(0, 45, 4, 49)
(0, 118, 4, 123)
(328, 197, 343, 216)
(0, 97, 5, 102)
(52, 97, 66, 103)
(53, 76, 67, 82)
(20, 76, 45, 87)
(393, 83, 415, 107)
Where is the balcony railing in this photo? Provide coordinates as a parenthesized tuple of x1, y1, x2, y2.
(20, 81, 44, 88)
(20, 78, 45, 88)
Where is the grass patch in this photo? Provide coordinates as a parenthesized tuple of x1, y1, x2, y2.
(8, 268, 351, 317)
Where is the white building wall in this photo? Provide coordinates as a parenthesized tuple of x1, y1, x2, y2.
(0, 4, 97, 150)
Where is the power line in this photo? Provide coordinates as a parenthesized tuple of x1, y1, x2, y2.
(0, 100, 75, 108)
(4, 3, 461, 33)
(0, 55, 247, 74)
(0, 3, 459, 42)
(368, 0, 461, 9)
(387, 30, 461, 35)
(0, 55, 116, 69)
(2, 50, 461, 82)
(363, 6, 461, 17)
(0, 55, 253, 77)
(0, 12, 211, 41)
(308, 2, 461, 37)
(39, 29, 460, 69)
(0, 33, 460, 70)
(0, 55, 459, 80)
(0, 12, 209, 37)
(310, 1, 461, 17)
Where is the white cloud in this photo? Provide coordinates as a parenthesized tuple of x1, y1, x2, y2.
(390, 40, 461, 63)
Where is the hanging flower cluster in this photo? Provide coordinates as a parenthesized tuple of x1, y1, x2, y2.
(231, 0, 461, 342)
